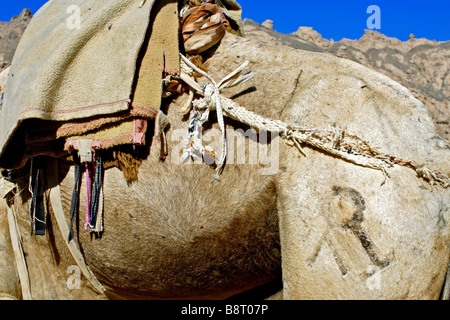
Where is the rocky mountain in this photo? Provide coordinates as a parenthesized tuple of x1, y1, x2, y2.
(244, 19, 449, 143)
(0, 8, 33, 70)
(0, 10, 448, 142)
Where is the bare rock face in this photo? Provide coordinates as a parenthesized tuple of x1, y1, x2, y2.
(262, 19, 274, 30)
(244, 20, 450, 143)
(0, 9, 33, 71)
(293, 26, 332, 49)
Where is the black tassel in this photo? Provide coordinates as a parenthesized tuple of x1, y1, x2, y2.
(29, 158, 46, 236)
(89, 156, 103, 230)
(68, 161, 82, 243)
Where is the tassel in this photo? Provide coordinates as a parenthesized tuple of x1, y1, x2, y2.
(68, 161, 82, 243)
(84, 162, 92, 231)
(29, 158, 46, 236)
(89, 156, 103, 230)
(28, 163, 36, 235)
(67, 152, 104, 242)
(94, 184, 104, 233)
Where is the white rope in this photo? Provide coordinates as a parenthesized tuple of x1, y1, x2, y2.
(178, 54, 449, 188)
(180, 54, 253, 179)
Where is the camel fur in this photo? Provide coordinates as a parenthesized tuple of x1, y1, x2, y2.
(0, 32, 449, 300)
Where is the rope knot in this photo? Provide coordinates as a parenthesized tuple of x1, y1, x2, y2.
(283, 129, 294, 139)
(203, 83, 217, 110)
(192, 97, 209, 111)
(179, 54, 254, 179)
(281, 129, 307, 156)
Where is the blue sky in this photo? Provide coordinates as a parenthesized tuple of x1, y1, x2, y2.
(1, 0, 449, 41)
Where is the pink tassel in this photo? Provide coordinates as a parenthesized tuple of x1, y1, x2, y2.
(84, 162, 91, 231)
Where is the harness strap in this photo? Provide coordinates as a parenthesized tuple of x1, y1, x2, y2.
(46, 158, 106, 296)
(442, 263, 450, 300)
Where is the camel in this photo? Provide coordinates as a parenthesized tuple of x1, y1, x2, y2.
(0, 27, 449, 300)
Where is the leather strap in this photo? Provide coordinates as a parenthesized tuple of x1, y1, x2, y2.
(6, 200, 32, 300)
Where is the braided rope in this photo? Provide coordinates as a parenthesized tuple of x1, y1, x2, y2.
(178, 54, 449, 188)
